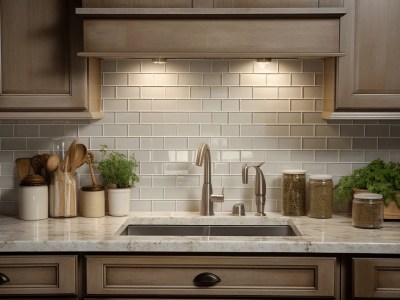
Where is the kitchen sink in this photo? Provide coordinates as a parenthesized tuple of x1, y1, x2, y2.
(119, 224, 300, 237)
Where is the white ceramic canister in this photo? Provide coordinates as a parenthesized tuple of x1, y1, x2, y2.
(107, 188, 131, 216)
(19, 175, 48, 221)
(81, 185, 105, 218)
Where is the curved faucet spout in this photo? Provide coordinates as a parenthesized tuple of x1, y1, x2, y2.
(195, 143, 211, 184)
(195, 143, 224, 216)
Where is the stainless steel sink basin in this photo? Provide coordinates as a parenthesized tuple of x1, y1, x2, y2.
(119, 225, 299, 237)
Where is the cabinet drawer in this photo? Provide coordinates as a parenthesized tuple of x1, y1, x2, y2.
(0, 255, 77, 296)
(86, 255, 336, 297)
(353, 258, 400, 298)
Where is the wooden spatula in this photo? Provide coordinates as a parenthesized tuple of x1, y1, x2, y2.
(16, 158, 31, 180)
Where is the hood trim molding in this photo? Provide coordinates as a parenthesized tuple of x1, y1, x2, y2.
(78, 8, 346, 59)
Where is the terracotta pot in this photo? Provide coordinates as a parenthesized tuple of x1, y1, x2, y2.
(353, 189, 400, 220)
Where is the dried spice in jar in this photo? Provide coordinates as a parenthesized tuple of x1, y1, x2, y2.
(282, 169, 307, 216)
(352, 193, 384, 229)
(308, 175, 333, 219)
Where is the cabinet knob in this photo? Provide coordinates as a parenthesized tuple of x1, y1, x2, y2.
(0, 273, 10, 285)
(193, 272, 221, 287)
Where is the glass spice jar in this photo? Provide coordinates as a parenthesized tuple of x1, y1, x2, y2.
(352, 193, 384, 229)
(282, 169, 307, 216)
(308, 175, 333, 219)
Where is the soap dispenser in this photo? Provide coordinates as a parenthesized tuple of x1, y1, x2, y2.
(242, 162, 266, 216)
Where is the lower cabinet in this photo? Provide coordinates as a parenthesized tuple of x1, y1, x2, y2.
(353, 258, 400, 298)
(0, 255, 78, 298)
(85, 255, 338, 299)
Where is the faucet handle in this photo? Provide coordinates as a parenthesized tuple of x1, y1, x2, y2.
(211, 188, 224, 203)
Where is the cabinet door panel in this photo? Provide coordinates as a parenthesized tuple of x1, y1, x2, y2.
(0, 255, 77, 295)
(353, 258, 400, 298)
(86, 255, 337, 297)
(336, 0, 400, 110)
(0, 0, 88, 111)
(1, 0, 69, 94)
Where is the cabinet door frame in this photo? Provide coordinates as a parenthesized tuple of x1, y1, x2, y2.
(86, 255, 337, 298)
(353, 258, 400, 298)
(0, 0, 87, 111)
(335, 0, 400, 110)
(0, 255, 77, 295)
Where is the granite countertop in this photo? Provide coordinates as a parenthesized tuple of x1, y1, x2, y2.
(0, 212, 399, 254)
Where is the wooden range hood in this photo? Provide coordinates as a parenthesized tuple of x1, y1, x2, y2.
(76, 8, 346, 59)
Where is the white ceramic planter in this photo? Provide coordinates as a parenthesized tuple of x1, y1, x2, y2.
(107, 188, 131, 216)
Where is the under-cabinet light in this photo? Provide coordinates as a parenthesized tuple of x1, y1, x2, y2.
(255, 58, 271, 68)
(152, 58, 167, 64)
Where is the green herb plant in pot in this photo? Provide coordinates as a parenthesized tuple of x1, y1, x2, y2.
(95, 145, 139, 216)
(334, 159, 400, 219)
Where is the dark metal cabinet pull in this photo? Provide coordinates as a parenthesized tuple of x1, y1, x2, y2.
(0, 273, 10, 284)
(193, 272, 221, 287)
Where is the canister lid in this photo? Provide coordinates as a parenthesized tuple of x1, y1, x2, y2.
(20, 175, 46, 186)
(81, 185, 105, 192)
(353, 193, 383, 200)
(282, 169, 307, 174)
(310, 174, 333, 180)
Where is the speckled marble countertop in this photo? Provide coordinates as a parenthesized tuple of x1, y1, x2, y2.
(0, 212, 399, 253)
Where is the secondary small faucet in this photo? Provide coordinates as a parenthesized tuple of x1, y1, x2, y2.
(242, 162, 266, 216)
(195, 143, 224, 216)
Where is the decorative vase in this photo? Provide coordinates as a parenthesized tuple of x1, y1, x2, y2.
(353, 189, 400, 220)
(107, 188, 131, 216)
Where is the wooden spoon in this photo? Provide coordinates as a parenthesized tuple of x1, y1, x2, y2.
(64, 139, 77, 172)
(46, 154, 60, 174)
(86, 151, 97, 186)
(70, 143, 87, 173)
(15, 158, 31, 180)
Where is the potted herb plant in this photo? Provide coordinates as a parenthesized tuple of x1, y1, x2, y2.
(95, 145, 139, 216)
(334, 159, 400, 219)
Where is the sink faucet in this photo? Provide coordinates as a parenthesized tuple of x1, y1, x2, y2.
(242, 162, 266, 216)
(195, 143, 224, 216)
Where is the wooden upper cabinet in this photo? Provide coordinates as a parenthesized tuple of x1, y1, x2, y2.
(0, 0, 101, 119)
(82, 0, 344, 8)
(323, 0, 400, 119)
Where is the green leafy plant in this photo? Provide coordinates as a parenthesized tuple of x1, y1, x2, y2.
(95, 145, 139, 189)
(334, 159, 400, 206)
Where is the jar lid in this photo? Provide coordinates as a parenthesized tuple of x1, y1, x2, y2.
(81, 185, 105, 191)
(310, 174, 333, 180)
(20, 175, 46, 186)
(282, 169, 307, 174)
(353, 193, 383, 200)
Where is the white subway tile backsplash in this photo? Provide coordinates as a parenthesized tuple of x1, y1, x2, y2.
(2, 58, 400, 216)
(129, 74, 154, 86)
(164, 138, 188, 149)
(141, 87, 165, 99)
(103, 73, 128, 86)
(117, 60, 140, 72)
(153, 124, 177, 136)
(116, 137, 140, 149)
(240, 74, 266, 86)
(190, 60, 212, 73)
(229, 87, 252, 99)
(211, 86, 229, 98)
(229, 60, 253, 73)
(267, 74, 291, 86)
(117, 87, 140, 98)
(222, 74, 239, 86)
(278, 59, 302, 73)
(141, 60, 165, 73)
(166, 60, 190, 73)
(166, 87, 190, 99)
(104, 124, 128, 136)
